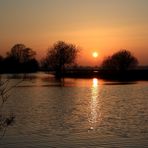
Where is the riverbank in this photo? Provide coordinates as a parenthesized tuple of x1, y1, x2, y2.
(1, 68, 148, 81)
(55, 69, 148, 81)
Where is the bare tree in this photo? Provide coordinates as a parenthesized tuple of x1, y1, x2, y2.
(4, 44, 38, 73)
(45, 41, 79, 77)
(7, 44, 36, 63)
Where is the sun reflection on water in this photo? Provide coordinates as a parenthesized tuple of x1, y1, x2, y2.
(92, 78, 98, 87)
(89, 78, 99, 130)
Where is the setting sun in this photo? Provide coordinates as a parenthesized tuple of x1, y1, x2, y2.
(92, 52, 98, 58)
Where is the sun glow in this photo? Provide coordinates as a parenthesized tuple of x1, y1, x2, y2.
(92, 52, 98, 58)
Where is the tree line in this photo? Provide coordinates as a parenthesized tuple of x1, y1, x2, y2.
(0, 41, 139, 78)
(0, 41, 80, 75)
(0, 44, 39, 73)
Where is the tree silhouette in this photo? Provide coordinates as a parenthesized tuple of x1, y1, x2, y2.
(3, 44, 38, 73)
(45, 41, 79, 77)
(101, 50, 138, 72)
(7, 44, 36, 63)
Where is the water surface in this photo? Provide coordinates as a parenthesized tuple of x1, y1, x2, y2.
(0, 73, 148, 147)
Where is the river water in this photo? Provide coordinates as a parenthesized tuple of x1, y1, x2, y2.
(0, 73, 148, 148)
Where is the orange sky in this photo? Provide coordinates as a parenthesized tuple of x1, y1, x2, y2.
(0, 0, 148, 66)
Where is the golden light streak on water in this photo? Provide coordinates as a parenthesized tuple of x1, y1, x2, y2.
(89, 78, 99, 130)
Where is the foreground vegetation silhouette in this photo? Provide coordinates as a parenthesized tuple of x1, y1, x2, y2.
(0, 78, 23, 138)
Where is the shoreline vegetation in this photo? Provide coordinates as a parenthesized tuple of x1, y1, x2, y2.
(0, 68, 148, 81)
(60, 68, 148, 81)
(0, 42, 148, 81)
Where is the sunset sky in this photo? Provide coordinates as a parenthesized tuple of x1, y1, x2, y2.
(0, 0, 148, 66)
